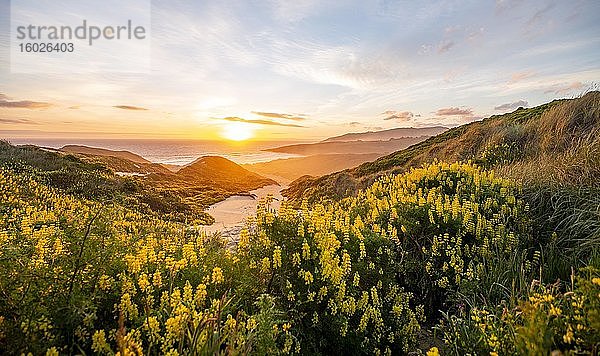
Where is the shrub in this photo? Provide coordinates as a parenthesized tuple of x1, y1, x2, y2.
(439, 267, 600, 355)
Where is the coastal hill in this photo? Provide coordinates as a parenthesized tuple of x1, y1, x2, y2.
(59, 145, 177, 174)
(323, 126, 448, 142)
(243, 153, 381, 181)
(284, 91, 600, 203)
(0, 142, 276, 223)
(244, 126, 447, 180)
(60, 145, 151, 164)
(177, 156, 276, 191)
(56, 145, 276, 194)
(264, 136, 430, 155)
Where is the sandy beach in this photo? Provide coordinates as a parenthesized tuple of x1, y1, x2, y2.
(200, 183, 287, 238)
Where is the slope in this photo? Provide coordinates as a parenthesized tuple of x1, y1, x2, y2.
(176, 155, 276, 192)
(323, 126, 448, 142)
(284, 91, 600, 203)
(243, 153, 382, 181)
(60, 145, 150, 164)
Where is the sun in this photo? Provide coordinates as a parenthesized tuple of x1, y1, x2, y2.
(221, 122, 254, 141)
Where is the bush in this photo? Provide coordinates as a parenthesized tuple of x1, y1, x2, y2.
(439, 267, 600, 355)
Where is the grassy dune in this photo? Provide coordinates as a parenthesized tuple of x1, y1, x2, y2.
(284, 91, 600, 203)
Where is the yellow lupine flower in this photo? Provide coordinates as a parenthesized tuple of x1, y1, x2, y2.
(273, 246, 282, 269)
(426, 347, 440, 356)
(92, 330, 110, 354)
(211, 267, 224, 284)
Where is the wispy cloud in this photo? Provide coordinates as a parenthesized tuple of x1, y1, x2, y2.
(215, 116, 305, 127)
(0, 93, 52, 109)
(544, 81, 586, 95)
(495, 0, 524, 14)
(382, 111, 416, 121)
(508, 71, 535, 84)
(494, 100, 528, 111)
(113, 105, 149, 111)
(525, 2, 556, 27)
(252, 111, 307, 121)
(0, 117, 38, 124)
(435, 107, 473, 116)
(438, 40, 455, 54)
(523, 1, 557, 36)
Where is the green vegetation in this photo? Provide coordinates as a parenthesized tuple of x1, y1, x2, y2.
(284, 91, 600, 203)
(0, 93, 599, 354)
(0, 143, 278, 225)
(0, 142, 213, 224)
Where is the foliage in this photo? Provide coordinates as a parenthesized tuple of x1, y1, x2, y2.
(284, 91, 600, 204)
(439, 267, 600, 355)
(0, 168, 288, 354)
(236, 160, 539, 354)
(0, 141, 214, 224)
(1, 139, 599, 355)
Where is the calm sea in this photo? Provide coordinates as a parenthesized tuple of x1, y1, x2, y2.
(6, 138, 305, 165)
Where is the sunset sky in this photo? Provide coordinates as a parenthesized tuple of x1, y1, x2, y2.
(0, 0, 599, 141)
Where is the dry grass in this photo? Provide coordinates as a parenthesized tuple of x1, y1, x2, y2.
(499, 91, 600, 188)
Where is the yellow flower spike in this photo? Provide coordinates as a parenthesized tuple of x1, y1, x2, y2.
(426, 347, 440, 356)
(302, 240, 311, 260)
(211, 267, 224, 284)
(273, 246, 282, 269)
(45, 347, 59, 356)
(549, 305, 562, 316)
(563, 326, 574, 344)
(92, 330, 110, 354)
(260, 257, 271, 273)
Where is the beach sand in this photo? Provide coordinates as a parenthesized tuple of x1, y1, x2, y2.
(200, 183, 286, 239)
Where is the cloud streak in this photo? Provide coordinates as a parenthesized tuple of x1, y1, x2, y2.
(0, 93, 52, 109)
(215, 116, 305, 127)
(113, 105, 149, 111)
(438, 40, 455, 53)
(508, 71, 535, 84)
(382, 111, 416, 121)
(0, 117, 38, 124)
(494, 100, 528, 111)
(544, 81, 586, 95)
(435, 107, 473, 116)
(251, 111, 307, 121)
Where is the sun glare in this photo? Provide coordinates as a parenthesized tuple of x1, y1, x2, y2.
(221, 122, 254, 141)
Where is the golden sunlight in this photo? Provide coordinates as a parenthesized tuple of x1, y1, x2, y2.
(221, 122, 254, 141)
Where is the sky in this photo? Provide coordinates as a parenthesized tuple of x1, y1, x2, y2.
(0, 0, 599, 141)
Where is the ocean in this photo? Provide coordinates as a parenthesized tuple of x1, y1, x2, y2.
(6, 138, 305, 165)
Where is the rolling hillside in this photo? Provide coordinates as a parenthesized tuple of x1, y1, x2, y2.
(323, 126, 448, 142)
(60, 145, 151, 164)
(58, 145, 175, 174)
(284, 91, 600, 203)
(56, 145, 276, 195)
(0, 143, 276, 223)
(265, 136, 431, 155)
(176, 156, 276, 191)
(243, 153, 382, 181)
